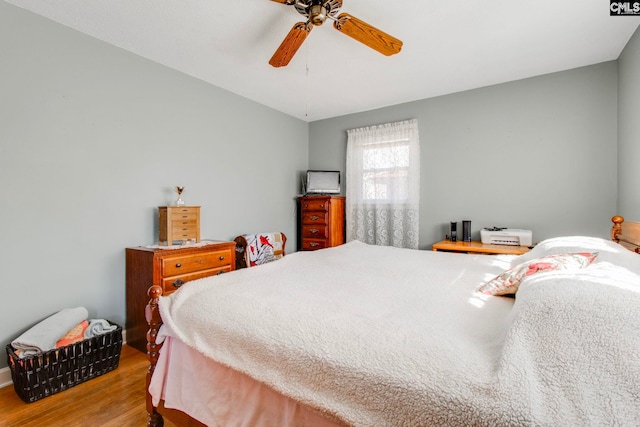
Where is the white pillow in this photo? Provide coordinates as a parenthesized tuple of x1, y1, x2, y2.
(518, 261, 640, 295)
(511, 236, 640, 275)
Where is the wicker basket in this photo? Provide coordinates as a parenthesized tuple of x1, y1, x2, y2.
(6, 321, 123, 403)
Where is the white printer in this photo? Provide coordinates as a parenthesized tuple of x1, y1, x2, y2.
(480, 227, 533, 246)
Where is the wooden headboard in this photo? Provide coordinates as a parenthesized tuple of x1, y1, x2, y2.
(611, 216, 640, 254)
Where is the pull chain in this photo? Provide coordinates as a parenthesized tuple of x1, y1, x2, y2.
(305, 44, 309, 118)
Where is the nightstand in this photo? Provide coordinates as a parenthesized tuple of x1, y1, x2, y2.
(432, 240, 531, 255)
(125, 241, 235, 352)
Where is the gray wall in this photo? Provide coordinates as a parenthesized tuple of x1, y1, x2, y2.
(0, 2, 308, 368)
(618, 27, 640, 217)
(309, 62, 619, 249)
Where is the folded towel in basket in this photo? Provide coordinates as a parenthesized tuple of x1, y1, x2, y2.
(84, 319, 117, 339)
(11, 307, 89, 358)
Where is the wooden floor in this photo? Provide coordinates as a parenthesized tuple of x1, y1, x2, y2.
(0, 345, 176, 427)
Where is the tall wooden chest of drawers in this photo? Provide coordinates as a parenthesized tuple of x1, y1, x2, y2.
(158, 206, 200, 245)
(298, 195, 345, 251)
(125, 241, 235, 352)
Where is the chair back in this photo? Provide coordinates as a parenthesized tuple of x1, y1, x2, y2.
(234, 232, 287, 269)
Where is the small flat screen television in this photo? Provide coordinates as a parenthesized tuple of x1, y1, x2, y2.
(305, 170, 341, 195)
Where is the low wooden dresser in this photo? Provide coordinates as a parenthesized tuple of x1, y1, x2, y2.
(298, 195, 345, 251)
(125, 241, 235, 352)
(158, 206, 200, 245)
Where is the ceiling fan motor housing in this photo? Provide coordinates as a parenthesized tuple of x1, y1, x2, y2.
(295, 0, 343, 25)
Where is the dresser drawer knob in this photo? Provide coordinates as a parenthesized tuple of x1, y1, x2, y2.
(310, 215, 320, 221)
(310, 242, 319, 247)
(219, 256, 225, 261)
(310, 229, 319, 234)
(175, 263, 182, 268)
(172, 279, 185, 288)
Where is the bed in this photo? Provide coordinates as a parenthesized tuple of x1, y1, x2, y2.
(145, 216, 640, 426)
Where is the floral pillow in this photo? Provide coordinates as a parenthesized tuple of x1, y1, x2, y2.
(476, 252, 599, 296)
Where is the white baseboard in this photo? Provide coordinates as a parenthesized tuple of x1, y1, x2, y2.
(0, 329, 128, 389)
(0, 367, 12, 389)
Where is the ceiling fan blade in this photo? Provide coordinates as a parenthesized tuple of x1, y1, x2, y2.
(333, 13, 402, 56)
(269, 22, 312, 67)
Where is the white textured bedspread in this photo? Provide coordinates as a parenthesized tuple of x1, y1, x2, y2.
(156, 241, 640, 426)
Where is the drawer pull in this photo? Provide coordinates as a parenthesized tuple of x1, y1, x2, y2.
(172, 279, 185, 288)
(310, 215, 320, 221)
(175, 263, 182, 268)
(310, 229, 319, 234)
(310, 242, 320, 247)
(219, 256, 225, 261)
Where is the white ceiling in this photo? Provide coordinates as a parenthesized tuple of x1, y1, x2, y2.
(5, 0, 639, 122)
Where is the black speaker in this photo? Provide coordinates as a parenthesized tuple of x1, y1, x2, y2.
(450, 221, 457, 242)
(463, 220, 471, 242)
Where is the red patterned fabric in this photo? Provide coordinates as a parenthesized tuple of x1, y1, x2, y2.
(242, 233, 285, 267)
(56, 320, 89, 348)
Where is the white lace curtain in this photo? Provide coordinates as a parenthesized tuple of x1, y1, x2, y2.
(346, 119, 420, 249)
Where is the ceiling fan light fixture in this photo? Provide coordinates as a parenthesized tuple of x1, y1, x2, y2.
(309, 4, 328, 25)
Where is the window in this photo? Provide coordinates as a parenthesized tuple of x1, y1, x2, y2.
(362, 139, 411, 201)
(346, 119, 420, 249)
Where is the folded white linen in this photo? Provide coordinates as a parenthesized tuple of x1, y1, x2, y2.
(496, 263, 640, 424)
(84, 319, 117, 339)
(11, 307, 89, 358)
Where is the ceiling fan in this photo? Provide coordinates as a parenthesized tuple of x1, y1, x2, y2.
(268, 0, 403, 67)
